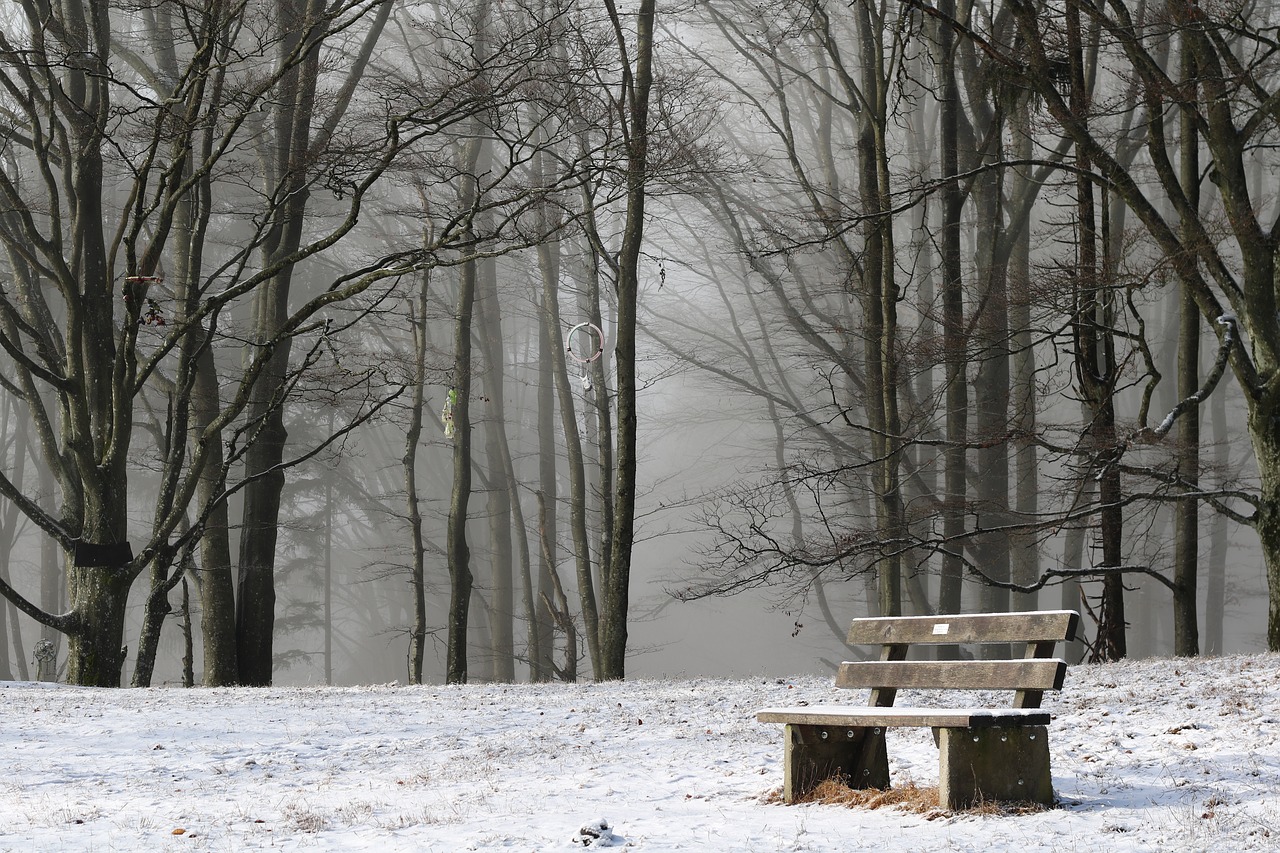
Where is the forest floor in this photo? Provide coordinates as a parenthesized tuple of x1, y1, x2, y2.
(0, 652, 1276, 851)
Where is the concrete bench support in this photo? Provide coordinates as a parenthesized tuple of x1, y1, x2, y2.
(937, 725, 1053, 809)
(783, 724, 888, 802)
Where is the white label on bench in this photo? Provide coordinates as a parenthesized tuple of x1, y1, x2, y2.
(933, 623, 950, 635)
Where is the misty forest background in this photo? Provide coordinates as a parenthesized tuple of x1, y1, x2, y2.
(1, 0, 1278, 688)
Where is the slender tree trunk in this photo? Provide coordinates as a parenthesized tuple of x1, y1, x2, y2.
(0, 559, 12, 681)
(1204, 379, 1228, 654)
(405, 259, 430, 684)
(181, 575, 195, 687)
(1172, 39, 1201, 656)
(972, 164, 1012, 638)
(0, 400, 27, 681)
(1068, 0, 1124, 660)
(598, 0, 657, 680)
(324, 448, 334, 685)
(854, 4, 904, 618)
(445, 252, 477, 684)
(132, 552, 174, 687)
(533, 288, 558, 681)
(540, 231, 603, 679)
(476, 257, 516, 682)
(39, 464, 61, 652)
(194, 351, 238, 685)
(937, 0, 966, 618)
(1009, 98, 1040, 611)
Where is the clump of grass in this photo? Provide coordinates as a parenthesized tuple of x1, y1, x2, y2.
(769, 779, 1054, 819)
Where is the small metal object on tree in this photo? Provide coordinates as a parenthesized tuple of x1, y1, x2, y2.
(34, 640, 57, 682)
(73, 541, 133, 568)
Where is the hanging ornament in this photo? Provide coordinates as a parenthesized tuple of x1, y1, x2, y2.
(441, 388, 458, 438)
(566, 322, 604, 395)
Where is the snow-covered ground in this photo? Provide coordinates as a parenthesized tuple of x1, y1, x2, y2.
(0, 654, 1276, 852)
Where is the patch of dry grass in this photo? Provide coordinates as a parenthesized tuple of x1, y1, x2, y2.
(767, 779, 1055, 820)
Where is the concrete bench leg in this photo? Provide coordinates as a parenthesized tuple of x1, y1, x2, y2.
(782, 724, 890, 803)
(936, 725, 1053, 809)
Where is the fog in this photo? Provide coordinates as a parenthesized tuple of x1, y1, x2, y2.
(0, 0, 1275, 688)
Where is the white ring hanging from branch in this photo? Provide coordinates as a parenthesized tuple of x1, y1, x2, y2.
(566, 322, 605, 365)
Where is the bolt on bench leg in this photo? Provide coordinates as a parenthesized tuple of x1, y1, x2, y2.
(782, 724, 890, 803)
(936, 725, 1053, 810)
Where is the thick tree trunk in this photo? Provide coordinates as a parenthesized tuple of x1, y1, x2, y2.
(66, 568, 132, 688)
(235, 0, 326, 687)
(1249, 405, 1280, 652)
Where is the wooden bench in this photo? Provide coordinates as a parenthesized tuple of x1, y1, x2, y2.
(758, 609, 1079, 809)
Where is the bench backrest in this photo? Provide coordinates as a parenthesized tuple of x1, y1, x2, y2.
(837, 610, 1080, 710)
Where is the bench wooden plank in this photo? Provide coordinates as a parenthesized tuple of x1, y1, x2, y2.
(846, 610, 1079, 646)
(836, 658, 1067, 692)
(756, 706, 1052, 728)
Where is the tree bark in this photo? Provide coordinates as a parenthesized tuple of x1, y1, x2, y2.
(1009, 98, 1040, 612)
(597, 0, 657, 679)
(936, 0, 966, 618)
(1172, 38, 1201, 656)
(405, 261, 431, 685)
(476, 257, 516, 682)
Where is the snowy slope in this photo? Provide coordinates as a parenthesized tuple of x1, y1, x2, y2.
(0, 654, 1276, 851)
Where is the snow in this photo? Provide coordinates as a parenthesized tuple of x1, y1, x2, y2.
(0, 654, 1277, 852)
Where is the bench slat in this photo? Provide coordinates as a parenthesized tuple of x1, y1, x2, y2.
(836, 659, 1067, 692)
(846, 610, 1078, 646)
(756, 705, 1052, 728)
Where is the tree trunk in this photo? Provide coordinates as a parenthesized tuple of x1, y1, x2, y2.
(1204, 379, 1228, 654)
(445, 256, 476, 684)
(597, 0, 657, 680)
(936, 0, 966, 618)
(854, 3, 904, 618)
(132, 553, 174, 687)
(443, 123, 489, 684)
(1172, 40, 1201, 657)
(476, 256, 516, 682)
(533, 287, 558, 682)
(540, 230, 602, 679)
(235, 0, 328, 687)
(1250, 405, 1280, 652)
(193, 347, 239, 685)
(1067, 0, 1124, 661)
(1009, 98, 1040, 612)
(971, 163, 1012, 640)
(445, 253, 478, 685)
(66, 567, 132, 688)
(406, 262, 431, 685)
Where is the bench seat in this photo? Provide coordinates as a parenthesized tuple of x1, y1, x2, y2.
(756, 706, 1051, 729)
